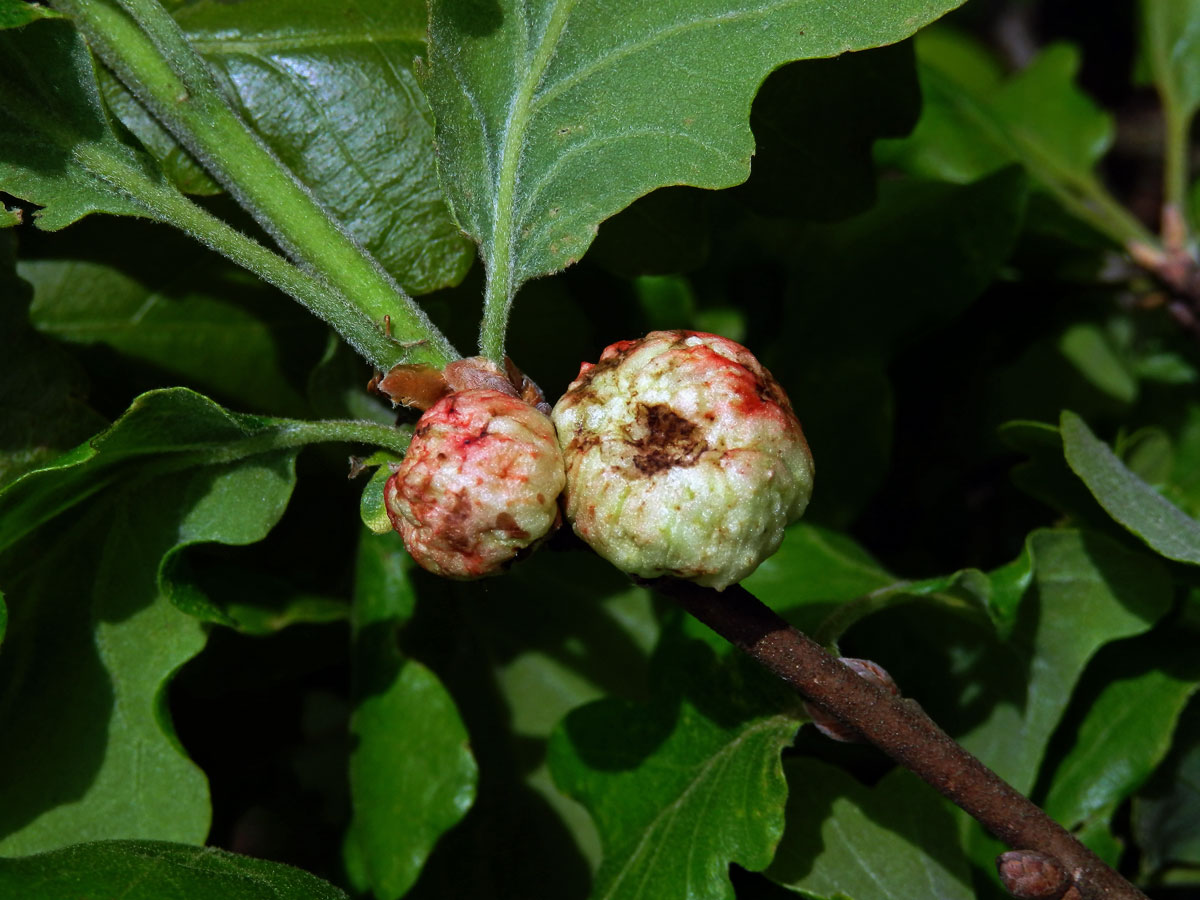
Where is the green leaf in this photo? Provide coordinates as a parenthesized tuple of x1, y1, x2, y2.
(344, 532, 477, 900)
(359, 454, 400, 535)
(837, 528, 1172, 880)
(0, 0, 61, 29)
(1139, 0, 1200, 217)
(0, 525, 215, 854)
(1140, 0, 1200, 118)
(934, 40, 1111, 179)
(1133, 697, 1200, 875)
(745, 523, 893, 620)
(0, 234, 107, 490)
(171, 0, 474, 294)
(1167, 404, 1200, 517)
(422, 0, 967, 355)
(886, 31, 1092, 176)
(0, 390, 317, 853)
(1061, 410, 1200, 565)
(958, 530, 1171, 796)
(398, 548, 658, 897)
(20, 254, 312, 417)
(0, 387, 407, 556)
(0, 19, 157, 228)
(1058, 322, 1138, 405)
(744, 522, 1006, 642)
(0, 388, 280, 555)
(0, 389, 410, 852)
(1043, 634, 1200, 831)
(766, 761, 972, 900)
(0, 839, 348, 899)
(1000, 419, 1117, 530)
(549, 637, 798, 900)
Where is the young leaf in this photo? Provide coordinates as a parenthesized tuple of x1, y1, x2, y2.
(0, 19, 157, 229)
(359, 454, 401, 534)
(344, 532, 477, 900)
(549, 637, 798, 900)
(766, 762, 972, 900)
(884, 32, 1152, 246)
(925, 40, 1112, 180)
(1058, 322, 1139, 405)
(1139, 0, 1200, 216)
(1061, 410, 1200, 566)
(0, 840, 349, 899)
(170, 0, 474, 294)
(421, 0, 967, 357)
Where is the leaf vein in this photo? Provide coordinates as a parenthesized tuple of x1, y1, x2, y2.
(516, 127, 738, 243)
(598, 716, 783, 900)
(531, 0, 800, 113)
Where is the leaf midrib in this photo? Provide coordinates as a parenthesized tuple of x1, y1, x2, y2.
(487, 0, 583, 283)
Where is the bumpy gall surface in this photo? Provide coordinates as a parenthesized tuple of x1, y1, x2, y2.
(385, 389, 565, 579)
(551, 330, 814, 589)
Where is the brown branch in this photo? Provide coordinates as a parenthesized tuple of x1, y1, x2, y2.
(653, 579, 1149, 900)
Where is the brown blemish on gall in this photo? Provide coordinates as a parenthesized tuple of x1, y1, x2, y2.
(627, 403, 708, 475)
(441, 492, 475, 553)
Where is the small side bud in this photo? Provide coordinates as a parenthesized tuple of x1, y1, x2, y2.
(804, 658, 899, 743)
(996, 851, 1072, 900)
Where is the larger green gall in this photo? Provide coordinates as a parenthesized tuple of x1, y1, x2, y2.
(552, 330, 814, 589)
